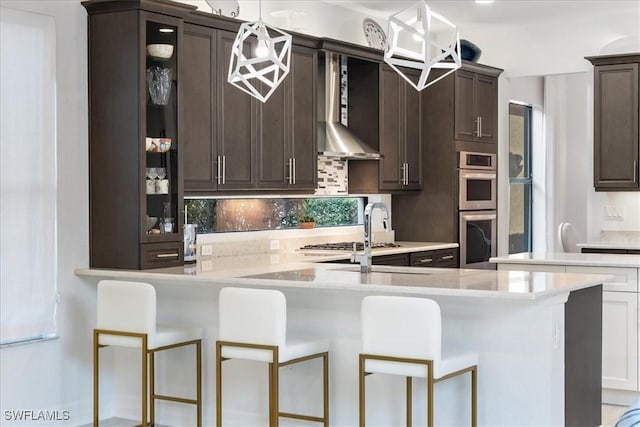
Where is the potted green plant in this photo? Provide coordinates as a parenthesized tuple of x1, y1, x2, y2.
(298, 215, 316, 229)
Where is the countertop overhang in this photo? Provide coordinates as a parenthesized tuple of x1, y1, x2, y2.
(76, 261, 610, 302)
(491, 252, 640, 268)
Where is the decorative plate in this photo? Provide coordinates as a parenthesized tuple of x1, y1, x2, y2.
(362, 18, 386, 50)
(205, 0, 240, 18)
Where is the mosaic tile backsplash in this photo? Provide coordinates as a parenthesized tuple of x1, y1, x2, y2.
(316, 155, 348, 196)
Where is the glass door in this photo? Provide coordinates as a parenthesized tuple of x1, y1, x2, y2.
(144, 19, 179, 239)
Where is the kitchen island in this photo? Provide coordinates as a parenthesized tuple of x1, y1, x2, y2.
(76, 261, 608, 426)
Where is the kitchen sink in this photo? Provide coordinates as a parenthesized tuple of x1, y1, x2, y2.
(243, 265, 455, 287)
(333, 266, 444, 275)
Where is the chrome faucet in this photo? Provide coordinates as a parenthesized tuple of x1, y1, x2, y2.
(351, 202, 390, 273)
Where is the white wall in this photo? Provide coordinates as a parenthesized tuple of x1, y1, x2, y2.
(543, 73, 591, 251)
(0, 1, 93, 425)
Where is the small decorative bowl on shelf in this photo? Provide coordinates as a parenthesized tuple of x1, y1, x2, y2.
(298, 215, 316, 229)
(146, 44, 174, 60)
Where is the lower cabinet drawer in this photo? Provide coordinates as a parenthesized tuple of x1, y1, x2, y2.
(410, 248, 458, 268)
(140, 242, 183, 269)
(372, 253, 409, 266)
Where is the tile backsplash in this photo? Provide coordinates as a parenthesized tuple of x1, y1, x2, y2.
(316, 155, 348, 195)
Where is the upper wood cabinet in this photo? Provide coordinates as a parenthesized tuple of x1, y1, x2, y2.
(586, 53, 640, 191)
(182, 27, 255, 192)
(455, 69, 498, 144)
(256, 45, 317, 191)
(379, 65, 423, 191)
(182, 26, 316, 194)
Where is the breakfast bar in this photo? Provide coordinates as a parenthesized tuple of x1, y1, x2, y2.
(76, 262, 608, 427)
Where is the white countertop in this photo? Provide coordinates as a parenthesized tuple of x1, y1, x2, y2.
(76, 261, 609, 301)
(577, 241, 640, 251)
(491, 252, 640, 268)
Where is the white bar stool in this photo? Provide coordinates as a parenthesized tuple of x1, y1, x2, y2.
(216, 287, 329, 427)
(94, 280, 202, 426)
(359, 295, 477, 427)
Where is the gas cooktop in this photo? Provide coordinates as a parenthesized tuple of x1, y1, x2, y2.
(299, 241, 401, 251)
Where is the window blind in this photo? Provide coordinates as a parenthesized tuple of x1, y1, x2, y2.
(0, 7, 57, 346)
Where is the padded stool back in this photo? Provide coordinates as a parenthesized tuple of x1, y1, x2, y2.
(219, 287, 286, 347)
(97, 280, 156, 347)
(362, 296, 441, 361)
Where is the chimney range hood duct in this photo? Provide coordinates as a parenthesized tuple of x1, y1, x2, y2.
(317, 52, 381, 159)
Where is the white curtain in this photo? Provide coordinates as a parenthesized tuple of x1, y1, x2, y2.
(0, 7, 57, 345)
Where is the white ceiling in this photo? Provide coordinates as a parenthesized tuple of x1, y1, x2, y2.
(321, 0, 640, 76)
(184, 0, 640, 76)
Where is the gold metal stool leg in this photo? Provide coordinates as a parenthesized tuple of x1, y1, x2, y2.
(406, 376, 412, 427)
(216, 342, 222, 427)
(323, 352, 329, 427)
(359, 355, 365, 427)
(150, 351, 155, 426)
(427, 370, 434, 427)
(196, 340, 202, 427)
(93, 330, 99, 427)
(141, 335, 148, 427)
(471, 367, 477, 427)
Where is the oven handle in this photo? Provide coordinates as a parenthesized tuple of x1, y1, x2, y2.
(461, 213, 497, 221)
(461, 171, 496, 179)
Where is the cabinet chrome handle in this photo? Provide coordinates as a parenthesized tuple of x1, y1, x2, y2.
(293, 157, 296, 184)
(479, 116, 483, 137)
(216, 155, 221, 185)
(474, 117, 480, 137)
(156, 253, 179, 258)
(405, 162, 409, 185)
(400, 163, 406, 185)
(287, 158, 292, 185)
(441, 255, 454, 260)
(222, 155, 226, 185)
(419, 258, 433, 264)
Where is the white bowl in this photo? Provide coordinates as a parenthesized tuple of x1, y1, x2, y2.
(147, 44, 174, 60)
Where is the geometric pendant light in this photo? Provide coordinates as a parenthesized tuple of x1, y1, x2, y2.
(384, 0, 461, 91)
(227, 0, 292, 103)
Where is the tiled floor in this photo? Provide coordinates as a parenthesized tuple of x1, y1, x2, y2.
(85, 405, 628, 427)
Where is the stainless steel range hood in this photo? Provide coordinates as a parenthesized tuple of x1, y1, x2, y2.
(317, 52, 381, 159)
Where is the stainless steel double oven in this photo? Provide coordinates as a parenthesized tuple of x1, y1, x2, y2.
(458, 151, 497, 268)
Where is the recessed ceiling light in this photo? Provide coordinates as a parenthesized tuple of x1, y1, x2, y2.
(159, 28, 174, 33)
(475, 0, 494, 4)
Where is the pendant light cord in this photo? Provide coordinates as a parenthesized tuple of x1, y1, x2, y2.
(258, 0, 262, 22)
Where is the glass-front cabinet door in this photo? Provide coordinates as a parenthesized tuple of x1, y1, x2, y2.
(141, 14, 184, 266)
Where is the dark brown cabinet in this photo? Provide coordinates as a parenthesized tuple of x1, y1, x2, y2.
(393, 62, 502, 249)
(182, 27, 255, 192)
(379, 65, 422, 190)
(455, 69, 498, 144)
(256, 45, 317, 191)
(183, 26, 316, 193)
(84, 1, 194, 269)
(586, 53, 639, 191)
(410, 248, 458, 268)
